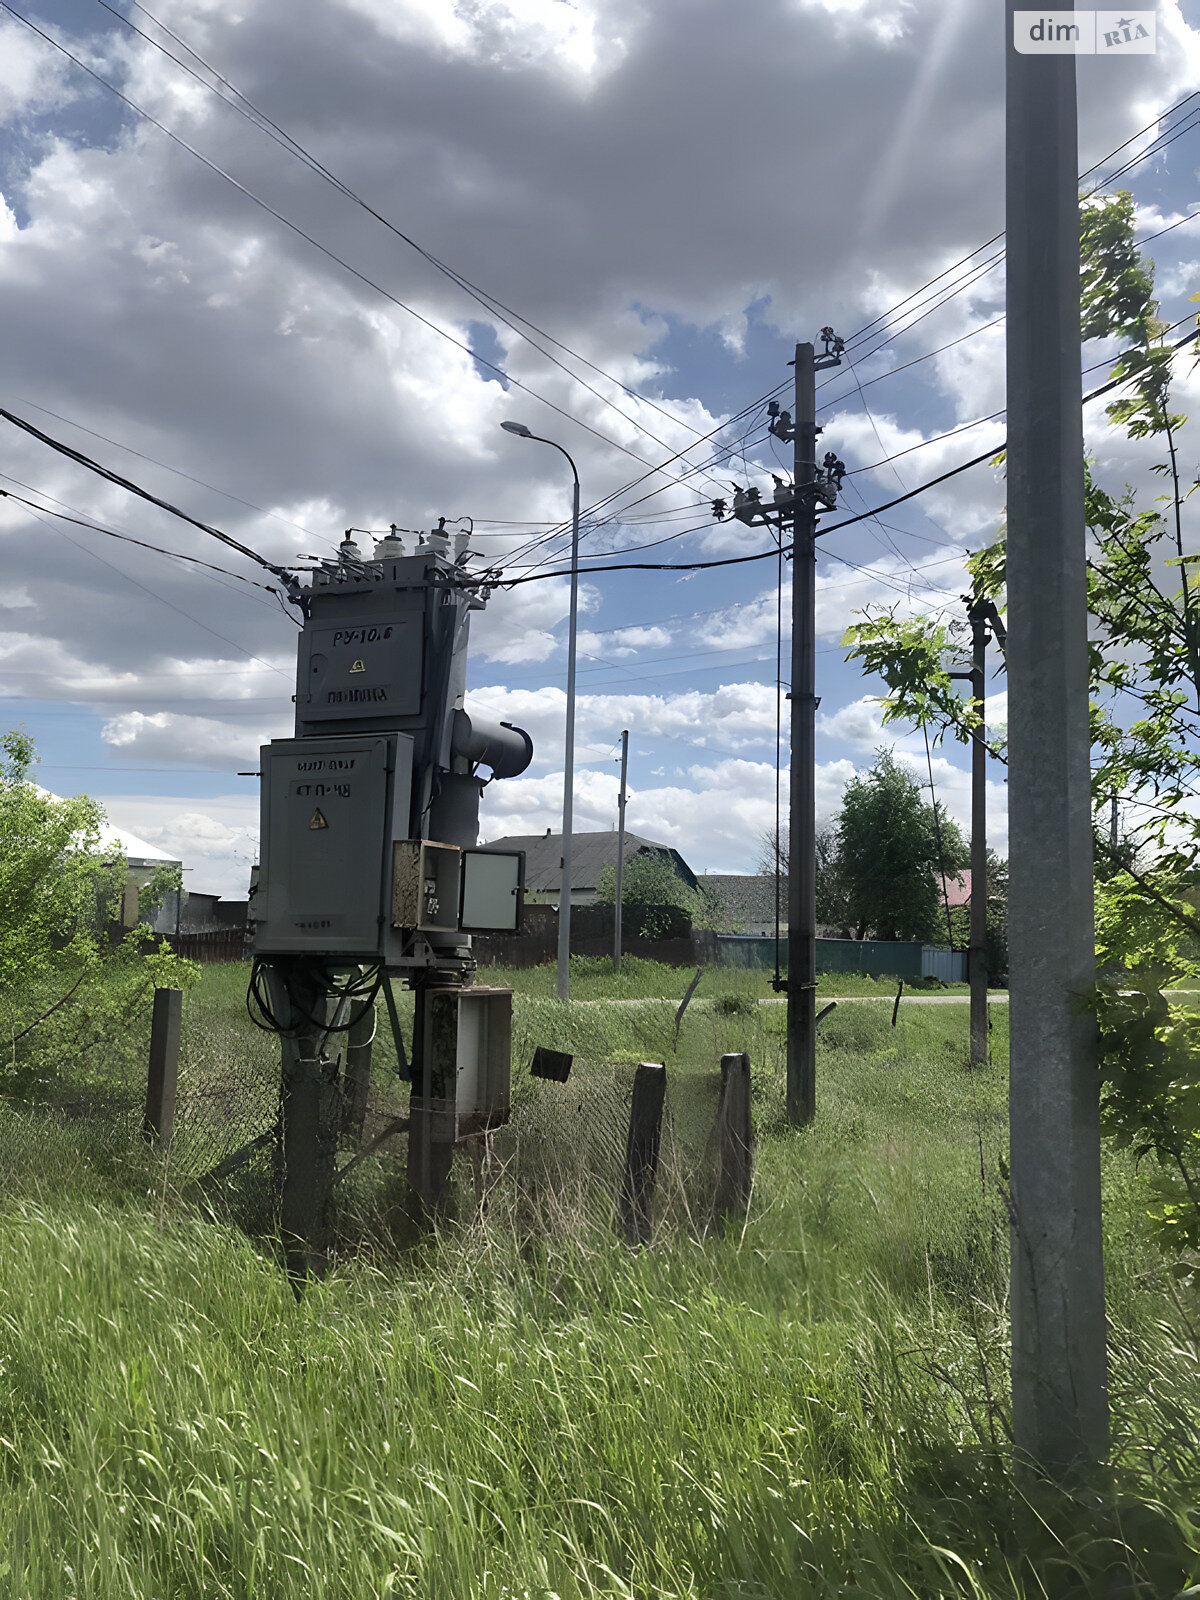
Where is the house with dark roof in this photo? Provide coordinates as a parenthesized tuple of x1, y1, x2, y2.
(482, 830, 698, 907)
(700, 873, 780, 937)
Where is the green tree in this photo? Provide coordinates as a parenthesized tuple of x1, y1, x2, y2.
(834, 749, 966, 943)
(843, 191, 1200, 1255)
(595, 852, 724, 938)
(755, 822, 848, 930)
(1, 730, 197, 1094)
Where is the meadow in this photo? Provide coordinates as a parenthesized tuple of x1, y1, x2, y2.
(0, 959, 1196, 1598)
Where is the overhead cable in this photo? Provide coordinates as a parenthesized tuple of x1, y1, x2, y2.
(0, 403, 298, 587)
(2, 2, 728, 497)
(494, 321, 1200, 588)
(0, 483, 280, 590)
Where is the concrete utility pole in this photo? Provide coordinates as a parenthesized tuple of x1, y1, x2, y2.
(969, 601, 989, 1068)
(613, 728, 629, 971)
(787, 342, 818, 1126)
(1006, 0, 1109, 1471)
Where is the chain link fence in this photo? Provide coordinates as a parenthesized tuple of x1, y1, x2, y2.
(1, 975, 746, 1255)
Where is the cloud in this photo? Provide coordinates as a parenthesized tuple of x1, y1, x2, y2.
(90, 793, 260, 899)
(468, 679, 783, 769)
(478, 749, 864, 872)
(100, 709, 277, 769)
(577, 623, 672, 658)
(1, 0, 1193, 879)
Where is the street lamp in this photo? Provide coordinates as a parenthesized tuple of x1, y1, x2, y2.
(500, 420, 581, 1002)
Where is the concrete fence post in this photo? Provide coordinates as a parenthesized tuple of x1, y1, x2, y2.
(143, 986, 182, 1149)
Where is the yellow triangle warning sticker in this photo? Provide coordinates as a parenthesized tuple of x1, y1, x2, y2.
(309, 809, 328, 830)
(349, 658, 366, 673)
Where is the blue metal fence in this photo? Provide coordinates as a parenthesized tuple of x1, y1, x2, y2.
(715, 934, 966, 981)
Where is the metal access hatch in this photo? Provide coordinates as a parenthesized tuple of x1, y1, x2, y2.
(255, 733, 413, 956)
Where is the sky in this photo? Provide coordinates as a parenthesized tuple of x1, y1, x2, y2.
(1, 0, 1199, 898)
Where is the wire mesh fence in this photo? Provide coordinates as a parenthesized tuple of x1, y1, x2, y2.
(0, 977, 747, 1256)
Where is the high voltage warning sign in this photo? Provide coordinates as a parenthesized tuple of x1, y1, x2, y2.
(350, 659, 365, 673)
(309, 809, 328, 830)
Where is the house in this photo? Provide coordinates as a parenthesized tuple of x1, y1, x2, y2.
(41, 801, 185, 935)
(482, 829, 698, 907)
(700, 872, 780, 937)
(97, 820, 182, 934)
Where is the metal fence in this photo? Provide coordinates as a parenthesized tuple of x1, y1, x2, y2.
(0, 993, 731, 1253)
(715, 934, 967, 980)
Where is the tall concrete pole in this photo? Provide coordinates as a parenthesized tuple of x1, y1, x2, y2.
(787, 342, 817, 1126)
(557, 470, 581, 1001)
(1006, 1, 1108, 1471)
(613, 728, 628, 971)
(969, 604, 989, 1068)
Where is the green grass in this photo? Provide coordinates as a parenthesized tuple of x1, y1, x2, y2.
(480, 954, 974, 1002)
(0, 967, 1194, 1597)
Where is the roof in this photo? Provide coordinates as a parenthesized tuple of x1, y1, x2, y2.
(39, 789, 179, 865)
(483, 830, 697, 894)
(940, 871, 971, 908)
(702, 873, 780, 926)
(97, 819, 178, 866)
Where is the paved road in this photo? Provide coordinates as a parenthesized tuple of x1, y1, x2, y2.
(577, 990, 1198, 1008)
(764, 992, 1009, 1005)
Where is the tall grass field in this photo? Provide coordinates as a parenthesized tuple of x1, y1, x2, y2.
(0, 959, 1197, 1598)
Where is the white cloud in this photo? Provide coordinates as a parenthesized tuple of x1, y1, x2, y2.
(0, 18, 71, 125)
(90, 793, 260, 900)
(2, 0, 1194, 882)
(100, 710, 279, 769)
(577, 623, 672, 658)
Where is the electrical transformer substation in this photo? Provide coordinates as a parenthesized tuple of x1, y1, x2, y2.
(248, 523, 532, 1277)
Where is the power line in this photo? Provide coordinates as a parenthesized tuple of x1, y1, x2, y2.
(10, 395, 337, 551)
(2, 1, 730, 501)
(96, 0, 719, 453)
(0, 482, 282, 592)
(493, 321, 1200, 589)
(21, 498, 294, 679)
(0, 403, 297, 586)
(495, 96, 1200, 563)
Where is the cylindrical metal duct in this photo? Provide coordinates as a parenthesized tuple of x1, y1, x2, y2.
(451, 709, 533, 779)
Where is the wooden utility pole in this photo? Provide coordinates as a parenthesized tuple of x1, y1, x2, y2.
(613, 728, 629, 971)
(715, 1052, 753, 1222)
(1006, 0, 1108, 1471)
(620, 1061, 665, 1245)
(787, 342, 818, 1126)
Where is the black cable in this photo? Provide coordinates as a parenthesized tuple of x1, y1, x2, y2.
(0, 403, 298, 587)
(11, 394, 337, 551)
(0, 483, 279, 590)
(492, 319, 1200, 589)
(247, 956, 384, 1040)
(1, 2, 722, 494)
(97, 0, 721, 457)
